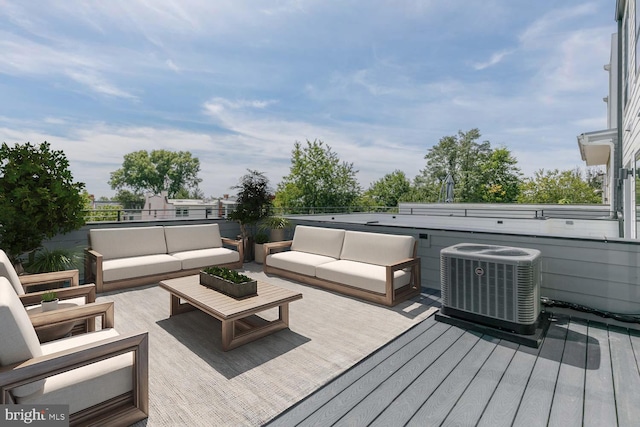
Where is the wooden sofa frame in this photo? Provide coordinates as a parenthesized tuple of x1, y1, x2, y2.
(263, 240, 421, 307)
(0, 301, 149, 427)
(85, 237, 244, 293)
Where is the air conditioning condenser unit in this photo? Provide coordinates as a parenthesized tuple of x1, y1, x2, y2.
(439, 243, 542, 335)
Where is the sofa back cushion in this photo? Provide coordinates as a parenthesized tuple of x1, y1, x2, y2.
(90, 227, 167, 260)
(340, 231, 415, 266)
(0, 277, 45, 397)
(164, 224, 223, 253)
(291, 226, 345, 259)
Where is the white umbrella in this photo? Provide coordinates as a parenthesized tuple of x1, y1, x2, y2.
(444, 174, 455, 203)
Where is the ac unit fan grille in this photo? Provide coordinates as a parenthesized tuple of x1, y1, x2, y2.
(441, 255, 540, 325)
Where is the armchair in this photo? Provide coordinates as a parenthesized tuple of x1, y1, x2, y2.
(0, 277, 149, 426)
(0, 249, 96, 335)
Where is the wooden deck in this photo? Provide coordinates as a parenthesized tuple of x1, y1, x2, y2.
(267, 295, 640, 427)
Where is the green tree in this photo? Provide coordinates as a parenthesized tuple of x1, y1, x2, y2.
(228, 170, 273, 241)
(480, 147, 522, 202)
(418, 129, 521, 203)
(113, 189, 145, 210)
(362, 170, 411, 208)
(109, 150, 202, 198)
(0, 142, 86, 262)
(275, 140, 361, 213)
(517, 168, 601, 204)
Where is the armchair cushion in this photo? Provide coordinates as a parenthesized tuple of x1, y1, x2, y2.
(19, 329, 133, 414)
(0, 278, 45, 397)
(0, 249, 25, 296)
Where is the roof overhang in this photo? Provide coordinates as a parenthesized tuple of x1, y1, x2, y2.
(577, 129, 616, 166)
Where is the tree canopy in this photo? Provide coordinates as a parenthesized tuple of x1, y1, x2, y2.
(109, 149, 202, 198)
(0, 142, 86, 261)
(517, 168, 601, 204)
(275, 140, 361, 212)
(362, 170, 411, 207)
(417, 129, 522, 203)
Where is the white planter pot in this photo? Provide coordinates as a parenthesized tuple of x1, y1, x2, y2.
(254, 243, 265, 264)
(41, 299, 59, 312)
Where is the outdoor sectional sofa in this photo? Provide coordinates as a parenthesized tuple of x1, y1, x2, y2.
(85, 223, 243, 293)
(263, 225, 421, 306)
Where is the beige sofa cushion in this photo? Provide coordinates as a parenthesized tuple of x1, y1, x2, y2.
(291, 226, 345, 259)
(102, 254, 182, 282)
(340, 231, 415, 266)
(164, 224, 223, 253)
(266, 251, 337, 277)
(315, 260, 411, 294)
(0, 278, 45, 398)
(0, 249, 25, 295)
(90, 227, 167, 260)
(19, 328, 133, 414)
(171, 248, 240, 270)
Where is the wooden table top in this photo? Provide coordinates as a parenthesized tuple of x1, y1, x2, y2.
(159, 275, 303, 320)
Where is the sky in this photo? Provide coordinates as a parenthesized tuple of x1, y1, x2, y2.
(0, 0, 616, 199)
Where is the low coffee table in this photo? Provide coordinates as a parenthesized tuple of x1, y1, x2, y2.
(159, 275, 303, 351)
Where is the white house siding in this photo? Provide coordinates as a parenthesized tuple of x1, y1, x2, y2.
(619, 0, 640, 237)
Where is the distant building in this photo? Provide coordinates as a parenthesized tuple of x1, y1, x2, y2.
(141, 192, 237, 220)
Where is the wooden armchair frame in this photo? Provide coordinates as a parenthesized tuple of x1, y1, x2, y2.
(0, 301, 149, 427)
(17, 269, 96, 333)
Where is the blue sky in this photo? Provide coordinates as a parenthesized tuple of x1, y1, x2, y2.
(0, 1, 615, 198)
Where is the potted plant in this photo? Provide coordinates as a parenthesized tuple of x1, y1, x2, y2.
(260, 216, 292, 242)
(200, 266, 257, 299)
(227, 170, 273, 262)
(41, 291, 59, 311)
(253, 232, 270, 264)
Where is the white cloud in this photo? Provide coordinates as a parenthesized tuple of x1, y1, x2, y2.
(472, 50, 514, 70)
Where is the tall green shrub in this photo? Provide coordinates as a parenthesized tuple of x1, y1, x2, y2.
(0, 142, 86, 262)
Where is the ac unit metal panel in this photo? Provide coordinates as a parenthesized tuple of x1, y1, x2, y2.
(440, 243, 541, 334)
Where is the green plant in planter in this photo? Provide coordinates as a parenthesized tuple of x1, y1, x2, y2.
(259, 216, 291, 242)
(228, 169, 273, 261)
(254, 233, 269, 245)
(261, 216, 291, 230)
(201, 266, 252, 284)
(24, 247, 82, 274)
(41, 291, 58, 303)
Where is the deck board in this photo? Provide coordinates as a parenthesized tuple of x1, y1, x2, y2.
(548, 319, 587, 427)
(609, 326, 640, 427)
(441, 339, 518, 427)
(302, 323, 460, 426)
(583, 322, 617, 427)
(268, 312, 640, 427)
(405, 335, 499, 426)
(511, 317, 568, 427)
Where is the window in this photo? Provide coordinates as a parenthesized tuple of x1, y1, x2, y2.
(176, 208, 189, 218)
